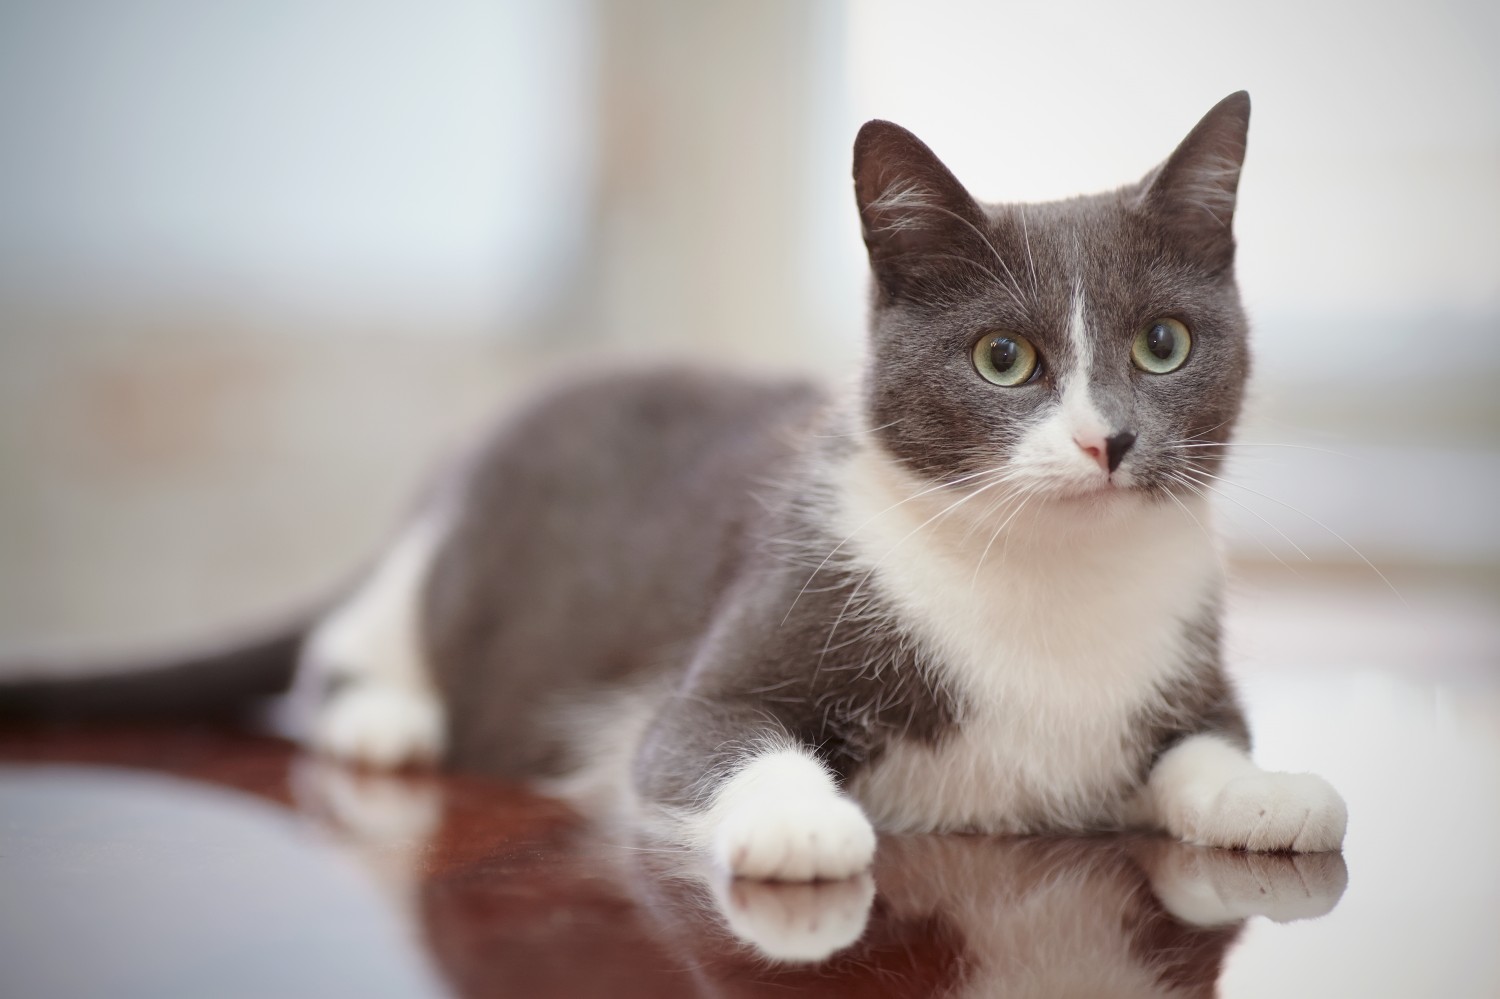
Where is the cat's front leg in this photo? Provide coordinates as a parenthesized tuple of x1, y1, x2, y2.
(1145, 733, 1347, 852)
(637, 701, 877, 882)
(635, 565, 891, 881)
(702, 743, 877, 881)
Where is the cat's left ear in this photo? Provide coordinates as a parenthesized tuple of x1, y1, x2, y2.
(853, 120, 988, 302)
(1137, 91, 1251, 272)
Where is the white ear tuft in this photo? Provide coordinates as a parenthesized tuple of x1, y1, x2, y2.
(852, 120, 987, 300)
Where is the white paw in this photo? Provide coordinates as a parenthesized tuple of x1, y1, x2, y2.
(713, 793, 876, 882)
(1193, 772, 1347, 852)
(711, 870, 875, 962)
(312, 683, 446, 769)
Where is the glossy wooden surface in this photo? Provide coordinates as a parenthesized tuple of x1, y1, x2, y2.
(0, 724, 1343, 999)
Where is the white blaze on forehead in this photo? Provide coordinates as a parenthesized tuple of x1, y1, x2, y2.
(1060, 284, 1109, 437)
(1066, 282, 1094, 378)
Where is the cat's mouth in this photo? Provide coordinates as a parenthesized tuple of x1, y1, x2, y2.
(1047, 473, 1139, 505)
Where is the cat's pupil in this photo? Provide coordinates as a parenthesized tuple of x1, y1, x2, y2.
(1147, 324, 1176, 360)
(989, 338, 1019, 372)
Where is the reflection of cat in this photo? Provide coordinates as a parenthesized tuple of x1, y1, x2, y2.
(4, 93, 1347, 880)
(293, 766, 1343, 998)
(696, 837, 1347, 994)
(605, 826, 1349, 996)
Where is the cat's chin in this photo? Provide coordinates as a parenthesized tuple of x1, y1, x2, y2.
(1049, 480, 1136, 507)
(1033, 481, 1161, 527)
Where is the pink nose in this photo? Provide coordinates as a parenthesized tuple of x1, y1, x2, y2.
(1075, 431, 1137, 474)
(1075, 436, 1109, 473)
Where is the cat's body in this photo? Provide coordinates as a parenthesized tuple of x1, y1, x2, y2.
(2, 92, 1347, 879)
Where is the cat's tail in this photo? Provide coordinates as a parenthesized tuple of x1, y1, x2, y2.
(0, 613, 313, 723)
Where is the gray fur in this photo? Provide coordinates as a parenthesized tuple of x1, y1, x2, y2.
(1136, 600, 1252, 773)
(421, 368, 832, 776)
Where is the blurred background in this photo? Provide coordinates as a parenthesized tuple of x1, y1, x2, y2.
(0, 0, 1496, 654)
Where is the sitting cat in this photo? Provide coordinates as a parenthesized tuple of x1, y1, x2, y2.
(1, 91, 1347, 880)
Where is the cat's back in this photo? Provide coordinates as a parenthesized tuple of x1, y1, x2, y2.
(424, 366, 828, 774)
(444, 366, 828, 545)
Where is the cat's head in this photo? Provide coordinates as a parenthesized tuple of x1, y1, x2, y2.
(852, 93, 1251, 511)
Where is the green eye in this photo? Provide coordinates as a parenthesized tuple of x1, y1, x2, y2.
(972, 333, 1040, 386)
(1132, 318, 1192, 374)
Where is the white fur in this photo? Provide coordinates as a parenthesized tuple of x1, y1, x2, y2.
(836, 443, 1222, 834)
(1065, 282, 1097, 386)
(704, 745, 877, 881)
(1061, 286, 1112, 464)
(301, 512, 449, 767)
(1145, 734, 1348, 851)
(867, 179, 939, 232)
(315, 684, 446, 768)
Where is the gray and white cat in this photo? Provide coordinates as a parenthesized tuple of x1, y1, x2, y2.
(3, 92, 1347, 880)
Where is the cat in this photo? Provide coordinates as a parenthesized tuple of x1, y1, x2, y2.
(1, 91, 1348, 881)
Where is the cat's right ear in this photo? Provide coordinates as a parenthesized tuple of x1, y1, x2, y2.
(1136, 92, 1252, 273)
(853, 121, 987, 302)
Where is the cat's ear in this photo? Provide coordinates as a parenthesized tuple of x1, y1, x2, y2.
(853, 121, 988, 301)
(1137, 91, 1251, 272)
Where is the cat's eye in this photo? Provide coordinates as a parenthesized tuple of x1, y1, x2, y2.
(1131, 318, 1192, 374)
(972, 333, 1040, 387)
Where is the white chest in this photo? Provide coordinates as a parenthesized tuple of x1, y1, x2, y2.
(834, 450, 1221, 834)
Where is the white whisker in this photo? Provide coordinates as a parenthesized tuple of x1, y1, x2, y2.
(782, 462, 1007, 624)
(818, 470, 1020, 662)
(1176, 469, 1314, 563)
(970, 484, 1040, 590)
(1163, 440, 1359, 461)
(809, 419, 906, 440)
(1019, 206, 1039, 298)
(1165, 471, 1298, 573)
(1186, 467, 1406, 606)
(909, 201, 1029, 312)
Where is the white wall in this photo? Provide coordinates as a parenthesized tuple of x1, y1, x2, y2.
(0, 0, 595, 330)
